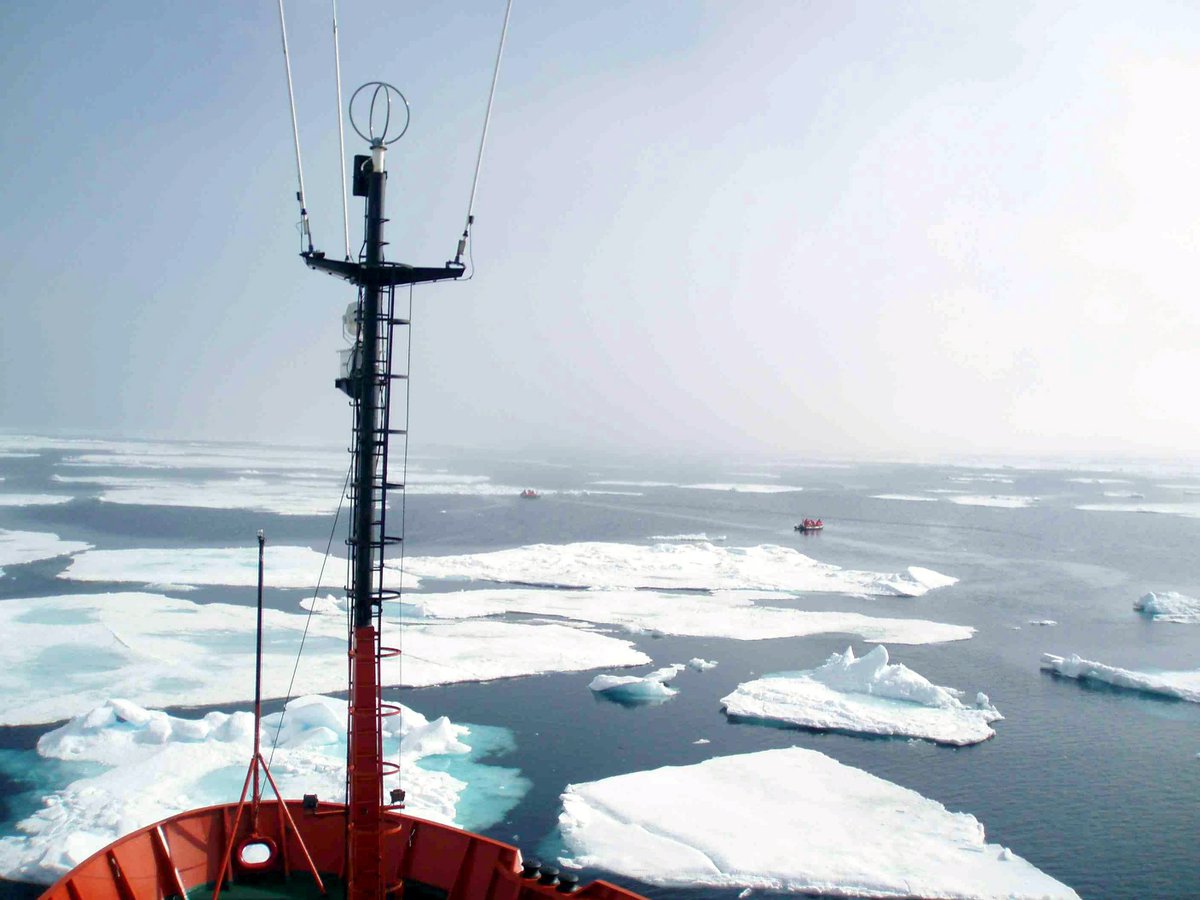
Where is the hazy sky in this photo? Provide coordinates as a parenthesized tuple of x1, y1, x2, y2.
(2, 1, 1199, 460)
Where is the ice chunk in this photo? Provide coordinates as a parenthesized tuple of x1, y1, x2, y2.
(557, 748, 1077, 898)
(1027, 619, 1058, 627)
(0, 494, 72, 506)
(0, 695, 520, 884)
(401, 541, 957, 597)
(589, 665, 686, 704)
(0, 529, 90, 579)
(0, 592, 650, 725)
(948, 495, 1038, 508)
(721, 646, 1002, 746)
(688, 658, 718, 671)
(1041, 653, 1200, 702)
(1133, 591, 1200, 624)
(415, 588, 973, 645)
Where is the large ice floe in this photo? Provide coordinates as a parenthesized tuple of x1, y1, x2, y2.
(1133, 591, 1200, 624)
(401, 541, 957, 597)
(0, 695, 526, 884)
(0, 592, 649, 725)
(947, 495, 1038, 509)
(1076, 500, 1200, 518)
(1041, 653, 1200, 703)
(0, 529, 91, 579)
(721, 646, 1001, 745)
(53, 474, 344, 516)
(557, 748, 1078, 898)
(416, 588, 974, 645)
(59, 545, 373, 589)
(0, 493, 73, 507)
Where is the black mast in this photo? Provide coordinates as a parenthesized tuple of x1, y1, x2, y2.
(301, 83, 462, 900)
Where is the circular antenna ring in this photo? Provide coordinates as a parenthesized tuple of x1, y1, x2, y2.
(349, 82, 410, 146)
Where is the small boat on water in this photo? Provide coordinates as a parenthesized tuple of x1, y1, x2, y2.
(520, 489, 540, 499)
(795, 518, 824, 532)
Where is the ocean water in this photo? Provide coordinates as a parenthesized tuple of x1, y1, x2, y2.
(2, 440, 1199, 899)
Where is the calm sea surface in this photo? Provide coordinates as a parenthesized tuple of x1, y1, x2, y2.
(2, 444, 1199, 899)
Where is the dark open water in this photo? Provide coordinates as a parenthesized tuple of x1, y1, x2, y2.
(2, 445, 1199, 899)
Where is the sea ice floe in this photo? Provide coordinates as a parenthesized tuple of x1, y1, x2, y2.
(1102, 490, 1145, 499)
(401, 541, 957, 597)
(681, 483, 804, 493)
(0, 695, 524, 884)
(871, 493, 937, 502)
(57, 545, 420, 590)
(1027, 619, 1058, 627)
(58, 443, 345, 474)
(1041, 653, 1200, 703)
(0, 592, 649, 725)
(688, 658, 718, 671)
(948, 474, 1015, 484)
(0, 529, 91, 579)
(1133, 591, 1200, 624)
(948, 495, 1038, 508)
(1076, 501, 1200, 518)
(649, 533, 728, 542)
(53, 474, 344, 516)
(589, 665, 686, 704)
(413, 588, 974, 645)
(720, 646, 1001, 745)
(1067, 477, 1132, 485)
(557, 748, 1078, 898)
(0, 493, 72, 507)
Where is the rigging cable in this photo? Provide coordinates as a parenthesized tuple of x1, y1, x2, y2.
(451, 0, 514, 270)
(331, 0, 352, 260)
(266, 459, 354, 765)
(277, 0, 314, 253)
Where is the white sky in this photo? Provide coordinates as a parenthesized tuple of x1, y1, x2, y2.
(2, 1, 1198, 460)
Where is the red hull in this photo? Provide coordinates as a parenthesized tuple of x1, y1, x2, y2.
(39, 800, 642, 900)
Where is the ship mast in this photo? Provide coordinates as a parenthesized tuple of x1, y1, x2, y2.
(303, 82, 463, 900)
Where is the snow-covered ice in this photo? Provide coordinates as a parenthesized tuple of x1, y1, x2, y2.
(0, 695, 524, 884)
(401, 541, 958, 597)
(948, 495, 1038, 508)
(54, 474, 344, 516)
(721, 646, 1001, 745)
(1077, 501, 1200, 518)
(0, 529, 91, 579)
(688, 658, 718, 671)
(1133, 591, 1200, 624)
(871, 494, 937, 502)
(557, 748, 1078, 898)
(0, 592, 650, 725)
(414, 588, 974, 645)
(589, 665, 686, 704)
(649, 533, 727, 542)
(948, 474, 1015, 484)
(1067, 477, 1132, 485)
(1027, 619, 1058, 627)
(60, 545, 344, 588)
(681, 483, 804, 494)
(1041, 653, 1200, 703)
(0, 493, 72, 507)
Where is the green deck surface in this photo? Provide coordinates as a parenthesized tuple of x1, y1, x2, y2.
(186, 875, 343, 900)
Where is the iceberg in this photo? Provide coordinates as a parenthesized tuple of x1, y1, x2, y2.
(721, 646, 1001, 746)
(414, 588, 974, 645)
(557, 748, 1077, 898)
(0, 529, 91, 579)
(0, 695, 523, 884)
(1133, 591, 1200, 624)
(1041, 653, 1200, 702)
(0, 592, 650, 725)
(589, 665, 685, 704)
(401, 541, 957, 597)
